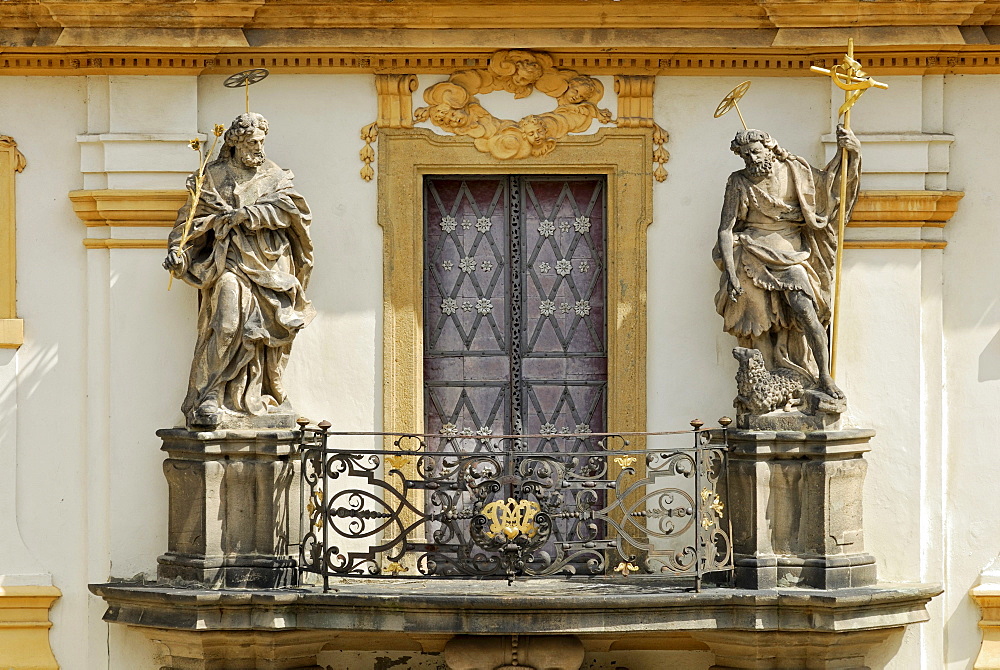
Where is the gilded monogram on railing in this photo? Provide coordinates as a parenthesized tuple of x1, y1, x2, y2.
(413, 49, 613, 161)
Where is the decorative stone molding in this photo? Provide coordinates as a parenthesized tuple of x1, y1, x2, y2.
(7, 47, 1000, 77)
(0, 135, 26, 349)
(822, 132, 954, 191)
(69, 189, 187, 226)
(694, 628, 905, 669)
(141, 629, 327, 670)
(972, 556, 1000, 670)
(91, 579, 941, 664)
(376, 74, 419, 129)
(377, 126, 651, 447)
(70, 189, 185, 250)
(850, 190, 963, 228)
(82, 238, 168, 250)
(3, 1, 999, 33)
(414, 50, 612, 161)
(444, 635, 585, 670)
(0, 585, 61, 670)
(972, 584, 1000, 670)
(843, 189, 962, 250)
(359, 74, 419, 181)
(614, 75, 670, 181)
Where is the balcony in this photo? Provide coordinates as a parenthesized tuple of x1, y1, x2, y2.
(90, 420, 940, 670)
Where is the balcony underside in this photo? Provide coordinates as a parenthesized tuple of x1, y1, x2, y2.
(92, 579, 940, 663)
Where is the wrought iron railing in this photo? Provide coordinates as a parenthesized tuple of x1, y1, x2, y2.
(296, 419, 733, 591)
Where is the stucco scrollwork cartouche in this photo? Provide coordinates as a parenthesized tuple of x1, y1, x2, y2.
(714, 126, 861, 429)
(413, 49, 613, 161)
(163, 113, 315, 429)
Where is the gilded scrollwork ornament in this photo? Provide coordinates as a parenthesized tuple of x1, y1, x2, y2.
(414, 49, 613, 161)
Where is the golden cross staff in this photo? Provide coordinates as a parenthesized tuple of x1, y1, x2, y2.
(810, 40, 888, 376)
(167, 68, 270, 290)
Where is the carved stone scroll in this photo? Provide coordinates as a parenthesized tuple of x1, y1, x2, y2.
(360, 74, 419, 181)
(376, 74, 419, 129)
(414, 49, 612, 161)
(614, 75, 669, 182)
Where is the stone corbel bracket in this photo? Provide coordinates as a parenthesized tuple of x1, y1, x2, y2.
(614, 75, 669, 181)
(0, 135, 26, 348)
(360, 74, 419, 181)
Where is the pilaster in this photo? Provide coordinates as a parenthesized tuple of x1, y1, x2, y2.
(74, 74, 200, 592)
(822, 72, 951, 668)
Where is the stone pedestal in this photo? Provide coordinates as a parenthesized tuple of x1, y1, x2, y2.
(721, 429, 877, 590)
(156, 428, 301, 589)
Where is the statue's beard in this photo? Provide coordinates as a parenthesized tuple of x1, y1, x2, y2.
(746, 156, 773, 177)
(239, 150, 265, 168)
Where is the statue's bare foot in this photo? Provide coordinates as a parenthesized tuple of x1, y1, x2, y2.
(818, 375, 845, 400)
(190, 399, 222, 428)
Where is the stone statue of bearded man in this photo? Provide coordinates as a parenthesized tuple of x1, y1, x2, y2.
(713, 125, 860, 411)
(164, 113, 315, 429)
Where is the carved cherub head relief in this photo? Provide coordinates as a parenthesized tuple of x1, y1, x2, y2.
(414, 49, 612, 161)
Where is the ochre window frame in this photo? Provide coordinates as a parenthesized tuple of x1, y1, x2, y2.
(0, 136, 25, 348)
(377, 127, 652, 437)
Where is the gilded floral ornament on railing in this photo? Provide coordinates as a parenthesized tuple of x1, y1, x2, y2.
(414, 49, 613, 161)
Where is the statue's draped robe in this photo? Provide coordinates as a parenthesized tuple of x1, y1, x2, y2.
(168, 157, 315, 419)
(712, 151, 860, 380)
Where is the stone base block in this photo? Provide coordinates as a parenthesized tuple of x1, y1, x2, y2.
(156, 428, 301, 589)
(735, 554, 877, 590)
(719, 429, 877, 590)
(444, 634, 585, 670)
(188, 402, 299, 431)
(157, 553, 297, 590)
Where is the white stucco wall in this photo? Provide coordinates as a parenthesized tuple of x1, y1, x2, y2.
(0, 69, 995, 669)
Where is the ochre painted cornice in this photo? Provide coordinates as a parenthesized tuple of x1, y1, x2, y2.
(844, 190, 962, 250)
(69, 189, 186, 227)
(5, 45, 1000, 76)
(4, 1, 1000, 76)
(6, 1, 1000, 32)
(849, 190, 964, 229)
